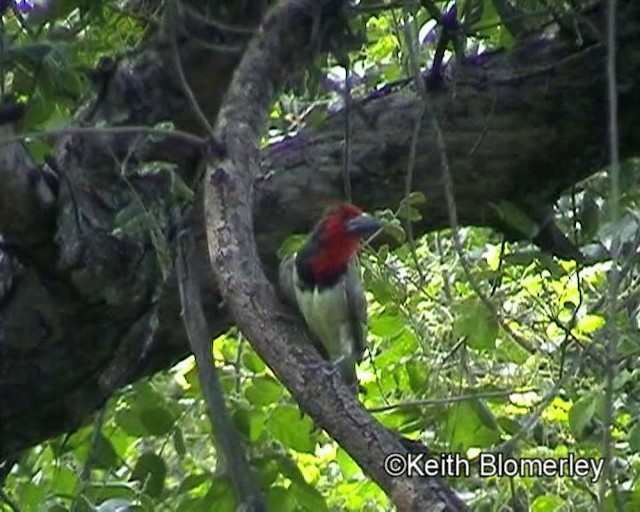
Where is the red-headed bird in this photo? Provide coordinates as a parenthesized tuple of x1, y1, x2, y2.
(278, 203, 382, 393)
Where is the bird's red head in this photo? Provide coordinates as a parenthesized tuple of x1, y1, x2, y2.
(307, 203, 381, 281)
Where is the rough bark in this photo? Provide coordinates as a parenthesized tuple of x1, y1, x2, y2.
(0, 0, 638, 477)
(204, 1, 467, 507)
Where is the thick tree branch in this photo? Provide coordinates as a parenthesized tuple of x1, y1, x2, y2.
(204, 0, 464, 509)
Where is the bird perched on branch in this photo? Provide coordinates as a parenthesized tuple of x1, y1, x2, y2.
(278, 203, 382, 393)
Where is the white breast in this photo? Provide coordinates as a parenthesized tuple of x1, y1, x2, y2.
(293, 269, 353, 361)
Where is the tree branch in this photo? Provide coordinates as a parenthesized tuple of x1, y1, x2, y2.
(203, 0, 465, 509)
(176, 227, 266, 511)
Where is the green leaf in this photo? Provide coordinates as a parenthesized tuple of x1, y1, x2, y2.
(242, 350, 267, 373)
(463, 0, 485, 28)
(248, 409, 267, 442)
(580, 189, 601, 240)
(499, 24, 515, 49)
(383, 221, 406, 243)
(130, 451, 167, 498)
(470, 397, 500, 431)
(396, 199, 422, 222)
(336, 447, 362, 480)
(245, 375, 284, 406)
(266, 486, 296, 511)
(93, 433, 120, 470)
(291, 481, 329, 512)
(277, 454, 308, 485)
(5, 43, 54, 64)
(51, 465, 79, 495)
(85, 482, 138, 504)
(497, 416, 522, 436)
(267, 405, 316, 453)
(113, 203, 150, 235)
(445, 401, 501, 451)
(173, 428, 186, 457)
(407, 191, 427, 205)
(26, 139, 54, 164)
(139, 406, 176, 436)
(370, 311, 405, 338)
(22, 92, 56, 128)
(18, 481, 46, 510)
(300, 104, 328, 130)
(368, 277, 396, 304)
(204, 476, 236, 511)
(169, 171, 195, 202)
(629, 423, 640, 452)
(454, 298, 498, 351)
(576, 314, 605, 334)
(496, 338, 530, 364)
(531, 494, 565, 511)
(568, 394, 596, 437)
(115, 408, 148, 437)
(406, 359, 429, 393)
(177, 473, 210, 494)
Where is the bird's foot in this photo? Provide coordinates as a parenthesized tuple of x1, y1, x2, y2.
(327, 355, 346, 376)
(308, 357, 359, 395)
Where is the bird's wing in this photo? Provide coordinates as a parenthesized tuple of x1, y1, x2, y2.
(278, 254, 299, 309)
(345, 259, 367, 363)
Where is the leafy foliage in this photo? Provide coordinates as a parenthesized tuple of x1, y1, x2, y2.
(2, 0, 638, 511)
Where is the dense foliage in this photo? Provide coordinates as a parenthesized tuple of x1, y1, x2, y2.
(2, 0, 637, 510)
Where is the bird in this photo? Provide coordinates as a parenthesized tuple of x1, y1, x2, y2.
(278, 203, 382, 393)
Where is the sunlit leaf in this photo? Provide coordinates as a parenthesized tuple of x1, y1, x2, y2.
(531, 494, 565, 511)
(267, 405, 316, 453)
(245, 375, 284, 406)
(291, 480, 329, 512)
(454, 298, 498, 351)
(445, 401, 501, 451)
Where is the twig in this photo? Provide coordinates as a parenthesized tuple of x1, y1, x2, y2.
(72, 407, 108, 510)
(468, 92, 497, 157)
(0, 124, 206, 149)
(403, 7, 535, 353)
(600, 0, 622, 508)
(167, 0, 215, 138)
(369, 389, 534, 413)
(342, 61, 353, 202)
(176, 228, 266, 512)
(401, 12, 428, 285)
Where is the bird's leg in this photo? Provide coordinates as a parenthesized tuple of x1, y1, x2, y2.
(328, 354, 346, 375)
(330, 355, 360, 396)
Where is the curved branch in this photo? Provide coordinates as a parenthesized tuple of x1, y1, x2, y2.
(203, 0, 465, 509)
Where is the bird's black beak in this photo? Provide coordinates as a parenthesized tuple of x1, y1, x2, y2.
(346, 214, 382, 238)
